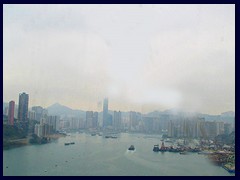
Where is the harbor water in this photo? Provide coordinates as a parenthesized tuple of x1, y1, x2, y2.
(3, 132, 233, 176)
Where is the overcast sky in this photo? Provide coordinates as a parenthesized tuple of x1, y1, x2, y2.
(3, 4, 235, 114)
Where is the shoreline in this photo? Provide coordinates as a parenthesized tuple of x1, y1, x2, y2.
(3, 133, 66, 150)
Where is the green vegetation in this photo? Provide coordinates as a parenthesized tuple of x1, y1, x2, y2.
(3, 124, 28, 149)
(29, 134, 49, 144)
(3, 124, 26, 139)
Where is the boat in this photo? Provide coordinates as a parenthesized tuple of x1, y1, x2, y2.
(91, 133, 96, 136)
(153, 145, 160, 152)
(105, 135, 117, 139)
(179, 151, 188, 155)
(128, 145, 135, 151)
(158, 141, 168, 152)
(65, 142, 75, 145)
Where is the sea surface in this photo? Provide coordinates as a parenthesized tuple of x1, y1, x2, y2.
(3, 132, 233, 176)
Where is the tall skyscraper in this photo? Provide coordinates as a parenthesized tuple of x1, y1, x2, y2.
(113, 111, 122, 130)
(8, 101, 15, 125)
(103, 98, 108, 127)
(93, 112, 98, 128)
(168, 120, 174, 137)
(86, 111, 93, 129)
(18, 92, 29, 122)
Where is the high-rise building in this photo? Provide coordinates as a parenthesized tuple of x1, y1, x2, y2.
(18, 92, 29, 122)
(86, 111, 93, 129)
(168, 120, 174, 137)
(28, 110, 36, 120)
(8, 101, 15, 125)
(103, 98, 108, 127)
(32, 106, 44, 121)
(69, 117, 79, 130)
(113, 111, 122, 130)
(14, 107, 18, 119)
(47, 115, 60, 131)
(93, 112, 98, 128)
(79, 118, 85, 129)
(108, 114, 113, 126)
(129, 111, 138, 130)
(4, 107, 9, 116)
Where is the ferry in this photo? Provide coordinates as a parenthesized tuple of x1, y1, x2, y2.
(153, 145, 160, 152)
(128, 145, 135, 151)
(65, 142, 75, 145)
(179, 151, 188, 155)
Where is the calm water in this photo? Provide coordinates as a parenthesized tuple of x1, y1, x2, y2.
(3, 132, 233, 176)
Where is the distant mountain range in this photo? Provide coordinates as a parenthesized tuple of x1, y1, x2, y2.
(47, 103, 85, 118)
(3, 102, 234, 123)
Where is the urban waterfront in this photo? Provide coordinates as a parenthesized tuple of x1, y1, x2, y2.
(3, 132, 233, 176)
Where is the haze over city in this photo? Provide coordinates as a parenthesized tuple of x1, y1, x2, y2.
(3, 4, 235, 114)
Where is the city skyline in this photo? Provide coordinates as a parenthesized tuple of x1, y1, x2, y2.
(3, 4, 235, 114)
(3, 95, 235, 115)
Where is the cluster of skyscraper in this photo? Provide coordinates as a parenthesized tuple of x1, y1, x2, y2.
(6, 92, 29, 129)
(102, 98, 122, 130)
(34, 116, 59, 137)
(5, 92, 60, 137)
(167, 119, 233, 139)
(4, 94, 234, 140)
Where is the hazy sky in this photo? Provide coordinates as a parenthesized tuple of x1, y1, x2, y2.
(3, 4, 235, 114)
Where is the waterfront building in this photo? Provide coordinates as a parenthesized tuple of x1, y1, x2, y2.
(70, 117, 79, 130)
(167, 120, 174, 137)
(93, 112, 98, 128)
(113, 111, 121, 130)
(193, 118, 205, 138)
(152, 118, 161, 133)
(8, 101, 15, 125)
(107, 114, 113, 127)
(79, 118, 85, 129)
(28, 110, 36, 121)
(86, 111, 93, 129)
(17, 92, 29, 122)
(34, 123, 53, 137)
(142, 116, 154, 133)
(32, 106, 44, 121)
(102, 98, 108, 127)
(129, 111, 137, 130)
(47, 115, 60, 131)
